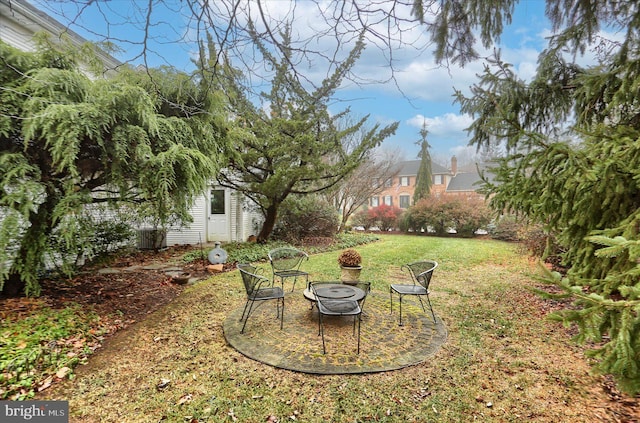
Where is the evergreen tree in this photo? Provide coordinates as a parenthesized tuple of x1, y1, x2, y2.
(436, 1, 640, 393)
(216, 28, 398, 242)
(0, 39, 230, 296)
(413, 121, 432, 203)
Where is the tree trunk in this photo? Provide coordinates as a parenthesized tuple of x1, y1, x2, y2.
(257, 203, 279, 242)
(2, 273, 25, 297)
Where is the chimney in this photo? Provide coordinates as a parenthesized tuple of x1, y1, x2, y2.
(451, 155, 458, 175)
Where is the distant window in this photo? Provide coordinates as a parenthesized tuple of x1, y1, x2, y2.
(434, 174, 443, 184)
(399, 195, 410, 208)
(384, 178, 393, 187)
(372, 178, 380, 188)
(400, 176, 410, 186)
(384, 195, 392, 206)
(210, 189, 225, 214)
(371, 197, 379, 207)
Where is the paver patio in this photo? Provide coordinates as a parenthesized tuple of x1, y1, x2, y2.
(223, 290, 448, 374)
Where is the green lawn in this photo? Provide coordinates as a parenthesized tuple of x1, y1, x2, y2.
(40, 234, 623, 422)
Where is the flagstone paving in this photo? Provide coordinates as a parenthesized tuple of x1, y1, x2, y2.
(223, 291, 447, 374)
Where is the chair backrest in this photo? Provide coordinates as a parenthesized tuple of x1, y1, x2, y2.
(402, 260, 438, 289)
(268, 247, 308, 272)
(311, 282, 362, 315)
(237, 263, 268, 295)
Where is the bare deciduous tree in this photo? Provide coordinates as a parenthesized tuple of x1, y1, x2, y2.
(325, 148, 401, 232)
(32, 0, 439, 93)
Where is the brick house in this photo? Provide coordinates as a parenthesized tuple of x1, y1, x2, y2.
(371, 156, 488, 210)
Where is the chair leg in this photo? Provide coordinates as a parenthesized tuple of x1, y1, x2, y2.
(425, 294, 436, 323)
(240, 300, 251, 322)
(356, 314, 361, 354)
(281, 297, 285, 329)
(399, 294, 404, 326)
(416, 295, 427, 313)
(318, 313, 326, 354)
(241, 300, 255, 334)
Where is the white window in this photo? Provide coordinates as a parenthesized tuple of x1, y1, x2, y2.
(399, 195, 410, 209)
(384, 195, 392, 206)
(371, 197, 379, 207)
(400, 176, 410, 186)
(384, 178, 393, 187)
(434, 174, 443, 185)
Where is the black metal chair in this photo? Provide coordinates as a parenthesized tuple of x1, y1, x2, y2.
(237, 263, 284, 334)
(268, 247, 309, 292)
(390, 260, 438, 325)
(355, 281, 371, 315)
(311, 282, 368, 354)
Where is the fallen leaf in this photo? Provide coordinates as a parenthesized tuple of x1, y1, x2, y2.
(156, 379, 171, 391)
(177, 394, 192, 406)
(37, 376, 53, 392)
(56, 367, 71, 379)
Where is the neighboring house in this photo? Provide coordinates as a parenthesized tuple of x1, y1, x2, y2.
(372, 156, 488, 210)
(1, 0, 259, 246)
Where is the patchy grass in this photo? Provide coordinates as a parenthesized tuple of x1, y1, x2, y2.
(38, 235, 637, 422)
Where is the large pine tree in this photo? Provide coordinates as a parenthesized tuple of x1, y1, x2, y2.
(427, 1, 640, 393)
(413, 121, 433, 203)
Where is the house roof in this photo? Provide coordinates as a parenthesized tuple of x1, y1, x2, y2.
(396, 160, 449, 176)
(0, 0, 121, 70)
(446, 163, 496, 192)
(446, 172, 483, 192)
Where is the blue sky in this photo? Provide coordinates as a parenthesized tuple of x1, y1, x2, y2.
(32, 0, 551, 164)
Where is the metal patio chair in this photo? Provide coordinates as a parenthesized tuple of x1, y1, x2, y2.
(268, 247, 309, 292)
(311, 282, 368, 354)
(390, 260, 438, 325)
(237, 263, 284, 334)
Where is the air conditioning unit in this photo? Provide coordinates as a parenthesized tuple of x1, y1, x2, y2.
(137, 229, 167, 250)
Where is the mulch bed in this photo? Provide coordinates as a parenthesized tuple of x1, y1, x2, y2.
(0, 245, 231, 328)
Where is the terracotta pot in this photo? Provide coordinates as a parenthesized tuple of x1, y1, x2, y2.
(340, 266, 362, 285)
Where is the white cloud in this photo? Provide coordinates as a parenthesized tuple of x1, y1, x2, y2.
(407, 113, 473, 136)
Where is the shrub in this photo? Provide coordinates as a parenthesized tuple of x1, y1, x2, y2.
(353, 204, 403, 231)
(351, 209, 378, 230)
(271, 196, 339, 243)
(447, 198, 492, 237)
(489, 214, 523, 241)
(409, 197, 456, 236)
(404, 196, 492, 237)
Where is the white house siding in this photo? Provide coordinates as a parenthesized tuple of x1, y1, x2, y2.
(1, 0, 64, 52)
(165, 195, 208, 246)
(164, 188, 260, 245)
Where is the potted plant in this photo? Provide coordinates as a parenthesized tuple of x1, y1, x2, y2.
(338, 248, 362, 285)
